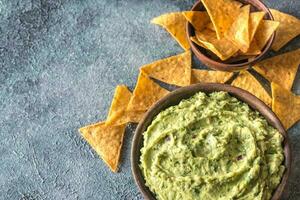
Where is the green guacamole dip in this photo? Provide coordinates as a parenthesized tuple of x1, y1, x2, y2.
(140, 91, 285, 200)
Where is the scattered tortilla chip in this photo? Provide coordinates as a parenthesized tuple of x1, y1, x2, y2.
(140, 51, 191, 86)
(249, 12, 266, 43)
(254, 20, 280, 50)
(106, 85, 131, 120)
(191, 69, 234, 84)
(190, 36, 207, 49)
(253, 49, 300, 90)
(270, 9, 300, 51)
(151, 12, 190, 50)
(231, 70, 272, 107)
(79, 122, 126, 172)
(271, 82, 300, 129)
(106, 85, 145, 126)
(182, 11, 211, 31)
(195, 29, 239, 60)
(127, 72, 170, 111)
(202, 0, 242, 39)
(225, 5, 251, 53)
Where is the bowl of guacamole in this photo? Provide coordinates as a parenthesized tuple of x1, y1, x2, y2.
(131, 83, 291, 200)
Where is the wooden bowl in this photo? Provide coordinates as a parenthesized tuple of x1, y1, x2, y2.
(186, 0, 275, 72)
(131, 83, 291, 200)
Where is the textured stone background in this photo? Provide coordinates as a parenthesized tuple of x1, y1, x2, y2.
(0, 0, 299, 199)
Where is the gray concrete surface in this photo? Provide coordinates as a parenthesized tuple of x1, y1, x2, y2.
(0, 0, 299, 199)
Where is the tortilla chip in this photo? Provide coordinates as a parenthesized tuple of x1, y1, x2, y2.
(206, 22, 215, 31)
(127, 72, 170, 111)
(254, 20, 280, 50)
(182, 11, 211, 31)
(249, 12, 266, 43)
(240, 40, 261, 56)
(191, 69, 234, 84)
(79, 122, 126, 172)
(253, 49, 300, 90)
(271, 82, 300, 129)
(270, 9, 300, 51)
(225, 5, 250, 53)
(190, 36, 207, 49)
(106, 110, 145, 126)
(151, 12, 190, 50)
(195, 29, 239, 60)
(106, 85, 145, 126)
(202, 0, 242, 39)
(231, 70, 272, 107)
(140, 51, 191, 86)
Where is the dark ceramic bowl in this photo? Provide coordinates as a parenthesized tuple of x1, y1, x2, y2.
(187, 0, 275, 72)
(131, 83, 291, 200)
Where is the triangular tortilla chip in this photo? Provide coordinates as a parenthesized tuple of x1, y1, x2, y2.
(270, 9, 300, 51)
(226, 5, 251, 53)
(206, 22, 215, 31)
(106, 110, 145, 126)
(240, 40, 261, 56)
(191, 69, 234, 84)
(79, 122, 126, 172)
(202, 0, 242, 39)
(127, 72, 170, 111)
(231, 70, 272, 107)
(190, 36, 207, 49)
(140, 51, 191, 86)
(106, 85, 145, 126)
(271, 82, 300, 129)
(254, 20, 280, 50)
(151, 12, 190, 50)
(253, 49, 300, 90)
(107, 85, 131, 120)
(249, 12, 266, 43)
(182, 11, 211, 31)
(196, 29, 239, 60)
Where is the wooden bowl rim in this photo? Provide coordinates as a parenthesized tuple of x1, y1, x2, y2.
(186, 0, 275, 72)
(131, 83, 291, 200)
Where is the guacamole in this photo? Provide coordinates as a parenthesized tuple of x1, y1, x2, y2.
(140, 92, 285, 200)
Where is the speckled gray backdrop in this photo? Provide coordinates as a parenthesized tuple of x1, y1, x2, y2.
(0, 0, 299, 199)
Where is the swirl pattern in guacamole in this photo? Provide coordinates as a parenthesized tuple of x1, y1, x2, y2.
(140, 91, 285, 200)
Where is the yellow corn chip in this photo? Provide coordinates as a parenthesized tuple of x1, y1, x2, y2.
(191, 69, 234, 84)
(202, 0, 242, 39)
(79, 122, 126, 172)
(182, 11, 211, 31)
(253, 49, 300, 90)
(270, 9, 300, 51)
(140, 51, 191, 86)
(240, 40, 261, 56)
(190, 36, 207, 49)
(254, 20, 280, 50)
(231, 70, 272, 107)
(151, 12, 190, 50)
(107, 85, 131, 120)
(271, 82, 300, 129)
(196, 29, 239, 60)
(127, 72, 170, 111)
(226, 5, 251, 53)
(249, 12, 266, 43)
(206, 22, 215, 31)
(106, 85, 145, 126)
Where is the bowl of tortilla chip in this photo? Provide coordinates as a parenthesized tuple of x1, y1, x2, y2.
(131, 83, 291, 200)
(186, 0, 277, 71)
